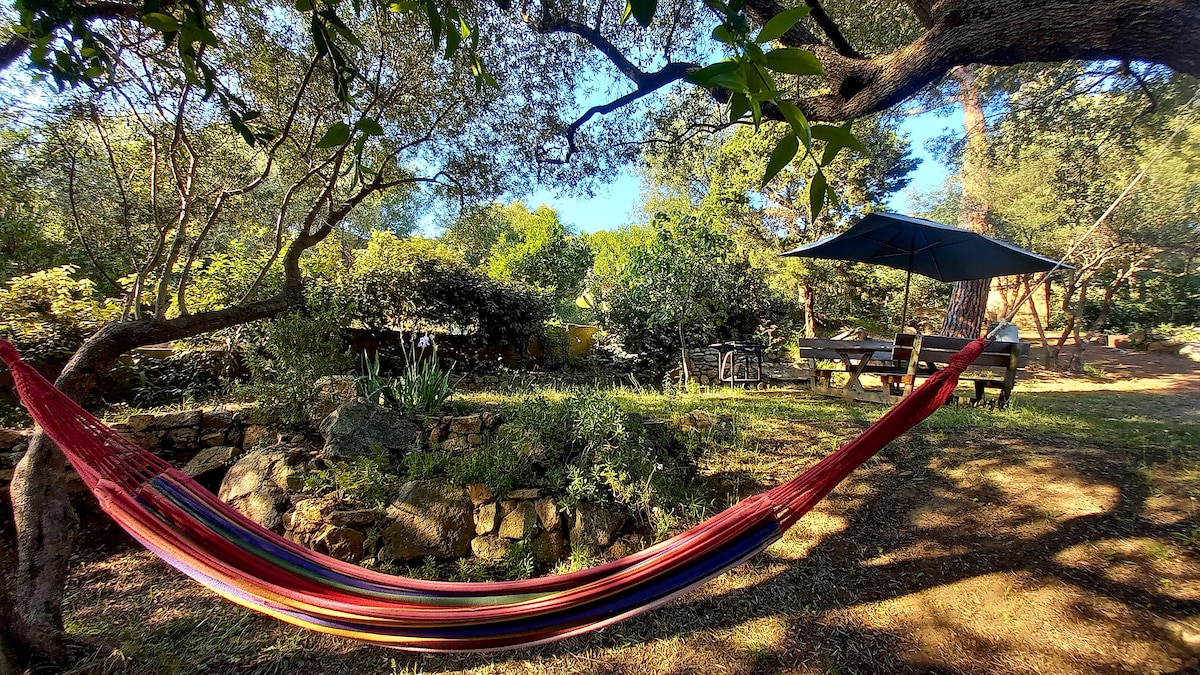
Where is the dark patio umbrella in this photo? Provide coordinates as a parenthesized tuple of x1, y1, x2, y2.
(781, 211, 1069, 329)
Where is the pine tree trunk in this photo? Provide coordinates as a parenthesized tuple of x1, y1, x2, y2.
(940, 64, 992, 338)
(941, 277, 991, 338)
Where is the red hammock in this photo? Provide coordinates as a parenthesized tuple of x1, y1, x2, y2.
(0, 337, 985, 651)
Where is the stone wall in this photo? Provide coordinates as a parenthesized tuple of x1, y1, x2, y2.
(281, 477, 624, 567)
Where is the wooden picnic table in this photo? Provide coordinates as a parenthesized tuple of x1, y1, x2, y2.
(798, 334, 1032, 407)
(797, 338, 902, 403)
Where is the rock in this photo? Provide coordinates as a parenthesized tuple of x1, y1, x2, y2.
(480, 412, 503, 430)
(181, 446, 240, 481)
(131, 432, 160, 451)
(166, 427, 198, 448)
(1180, 343, 1200, 363)
(148, 410, 202, 430)
(201, 431, 227, 447)
(320, 398, 419, 459)
(466, 483, 494, 505)
(378, 480, 473, 561)
(327, 508, 378, 528)
(530, 531, 565, 564)
(1148, 340, 1181, 354)
(535, 497, 560, 531)
(311, 375, 359, 421)
(466, 433, 484, 446)
(475, 501, 499, 536)
(428, 425, 450, 445)
(440, 437, 469, 452)
(126, 414, 156, 432)
(498, 501, 538, 540)
(507, 488, 540, 500)
(242, 425, 273, 449)
(0, 429, 30, 448)
(674, 410, 735, 439)
(450, 415, 483, 435)
(218, 450, 298, 532)
(313, 526, 365, 563)
(470, 535, 510, 561)
(201, 409, 234, 429)
(569, 503, 625, 550)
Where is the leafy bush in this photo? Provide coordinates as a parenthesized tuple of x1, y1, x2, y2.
(0, 265, 118, 364)
(237, 303, 353, 423)
(488, 389, 705, 523)
(338, 232, 552, 342)
(124, 347, 228, 408)
(304, 448, 402, 509)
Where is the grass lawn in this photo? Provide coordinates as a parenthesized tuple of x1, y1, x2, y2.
(60, 345, 1200, 674)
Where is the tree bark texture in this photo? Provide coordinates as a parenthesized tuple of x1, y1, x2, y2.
(941, 64, 991, 338)
(799, 282, 816, 337)
(744, 0, 1200, 123)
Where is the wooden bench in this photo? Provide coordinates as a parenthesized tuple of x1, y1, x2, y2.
(892, 333, 1031, 407)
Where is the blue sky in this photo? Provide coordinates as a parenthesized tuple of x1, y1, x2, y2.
(525, 108, 966, 234)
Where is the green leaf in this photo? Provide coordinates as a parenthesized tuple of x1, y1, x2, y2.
(763, 48, 823, 75)
(627, 0, 657, 27)
(754, 6, 810, 43)
(776, 99, 809, 145)
(354, 118, 385, 136)
(727, 92, 751, 123)
(812, 121, 868, 163)
(750, 99, 762, 128)
(424, 0, 442, 50)
(809, 170, 827, 221)
(711, 25, 734, 44)
(444, 21, 461, 57)
(181, 25, 219, 47)
(142, 12, 181, 32)
(294, 0, 313, 11)
(685, 61, 746, 91)
(761, 133, 799, 187)
(316, 122, 351, 148)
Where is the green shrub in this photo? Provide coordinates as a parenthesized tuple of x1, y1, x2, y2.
(0, 265, 118, 364)
(304, 448, 401, 509)
(238, 304, 352, 423)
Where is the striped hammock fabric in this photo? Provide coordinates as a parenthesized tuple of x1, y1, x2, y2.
(0, 338, 985, 652)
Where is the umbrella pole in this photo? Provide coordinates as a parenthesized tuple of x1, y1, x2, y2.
(899, 264, 912, 332)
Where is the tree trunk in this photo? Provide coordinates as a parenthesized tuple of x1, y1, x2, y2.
(1, 521, 28, 675)
(799, 281, 816, 337)
(940, 64, 991, 338)
(2, 277, 305, 669)
(1088, 283, 1116, 335)
(678, 320, 691, 384)
(8, 434, 77, 666)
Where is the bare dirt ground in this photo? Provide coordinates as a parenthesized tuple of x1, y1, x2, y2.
(58, 347, 1200, 674)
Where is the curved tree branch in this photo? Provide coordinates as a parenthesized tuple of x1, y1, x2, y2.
(743, 0, 1200, 122)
